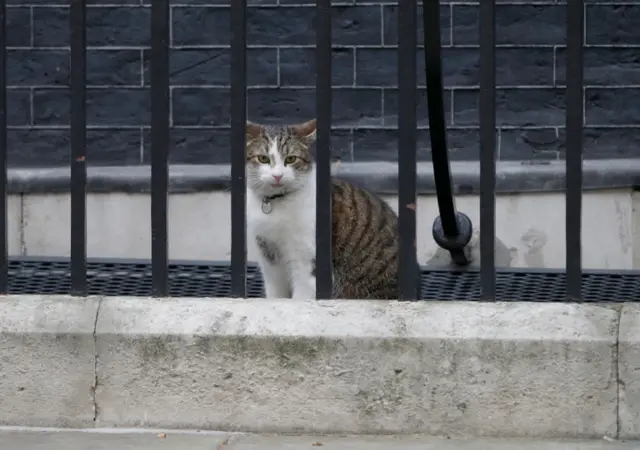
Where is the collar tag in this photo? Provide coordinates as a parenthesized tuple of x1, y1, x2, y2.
(261, 199, 273, 214)
(261, 193, 285, 214)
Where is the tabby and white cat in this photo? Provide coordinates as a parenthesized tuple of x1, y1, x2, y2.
(246, 119, 400, 300)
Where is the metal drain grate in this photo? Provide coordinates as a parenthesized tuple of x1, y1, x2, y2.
(421, 268, 640, 302)
(6, 257, 640, 302)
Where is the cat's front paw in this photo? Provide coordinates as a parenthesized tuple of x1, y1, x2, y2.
(292, 277, 316, 300)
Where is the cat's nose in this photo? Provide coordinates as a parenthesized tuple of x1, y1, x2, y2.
(272, 174, 283, 182)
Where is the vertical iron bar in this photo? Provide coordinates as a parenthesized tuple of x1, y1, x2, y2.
(423, 1, 457, 236)
(315, 0, 332, 299)
(0, 0, 6, 294)
(150, 0, 170, 297)
(230, 0, 247, 297)
(423, 1, 472, 267)
(398, 0, 418, 300)
(70, 0, 87, 296)
(565, 0, 584, 301)
(479, 0, 496, 301)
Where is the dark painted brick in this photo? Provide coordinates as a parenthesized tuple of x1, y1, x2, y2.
(248, 88, 315, 124)
(383, 4, 451, 46)
(352, 127, 481, 162)
(88, 50, 142, 86)
(577, 128, 640, 159)
(586, 5, 640, 45)
(331, 6, 382, 46)
(352, 128, 431, 162)
(143, 0, 277, 4)
(443, 47, 554, 87)
(172, 88, 231, 127)
(248, 6, 382, 46)
(358, 47, 554, 87)
(8, 129, 70, 167)
(7, 7, 30, 47)
(454, 88, 565, 127)
(9, 0, 640, 168)
(452, 4, 566, 45)
(143, 128, 230, 165)
(279, 0, 354, 4)
(18, 0, 142, 3)
(8, 50, 69, 87)
(8, 128, 142, 167)
(143, 127, 353, 165)
(448, 128, 481, 161)
(87, 6, 150, 46)
(85, 129, 142, 165)
(355, 48, 424, 87)
(383, 88, 452, 127)
(500, 128, 561, 161)
(88, 0, 140, 4)
(34, 6, 151, 47)
(280, 47, 354, 87)
(586, 89, 640, 126)
(333, 89, 383, 127)
(33, 88, 150, 126)
(32, 89, 72, 125)
(7, 89, 30, 126)
(556, 47, 640, 87)
(143, 48, 278, 87)
(247, 88, 383, 127)
(33, 7, 68, 47)
(172, 7, 230, 46)
(324, 130, 354, 162)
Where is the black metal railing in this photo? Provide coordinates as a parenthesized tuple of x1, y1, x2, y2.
(0, 0, 588, 301)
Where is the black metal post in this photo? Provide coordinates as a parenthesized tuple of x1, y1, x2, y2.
(0, 0, 6, 294)
(398, 0, 419, 300)
(565, 0, 584, 301)
(70, 0, 87, 296)
(150, 0, 170, 297)
(479, 0, 496, 301)
(230, 0, 247, 298)
(423, 1, 472, 267)
(315, 0, 333, 300)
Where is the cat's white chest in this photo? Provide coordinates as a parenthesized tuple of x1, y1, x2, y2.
(246, 192, 315, 252)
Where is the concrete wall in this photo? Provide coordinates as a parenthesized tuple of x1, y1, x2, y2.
(10, 188, 640, 270)
(5, 1, 640, 166)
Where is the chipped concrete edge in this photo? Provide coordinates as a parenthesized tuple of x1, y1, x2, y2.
(7, 158, 640, 195)
(0, 295, 636, 439)
(618, 303, 640, 440)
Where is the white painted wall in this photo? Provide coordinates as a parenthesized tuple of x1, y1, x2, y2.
(10, 189, 638, 270)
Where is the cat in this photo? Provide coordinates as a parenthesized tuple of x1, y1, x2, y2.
(245, 119, 402, 300)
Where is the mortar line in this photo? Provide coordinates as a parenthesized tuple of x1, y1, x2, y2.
(92, 297, 103, 425)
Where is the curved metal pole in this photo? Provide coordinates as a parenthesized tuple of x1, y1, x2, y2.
(423, 1, 472, 266)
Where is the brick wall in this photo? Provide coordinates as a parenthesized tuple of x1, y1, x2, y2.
(6, 1, 640, 167)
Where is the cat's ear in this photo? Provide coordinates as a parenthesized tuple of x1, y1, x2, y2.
(291, 119, 317, 143)
(246, 122, 263, 142)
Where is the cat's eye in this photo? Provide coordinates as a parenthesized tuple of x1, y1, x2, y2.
(284, 156, 297, 165)
(257, 155, 270, 164)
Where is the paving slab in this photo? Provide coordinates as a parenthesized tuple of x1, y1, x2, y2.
(0, 430, 637, 450)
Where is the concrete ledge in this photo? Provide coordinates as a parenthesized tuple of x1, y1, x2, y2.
(7, 158, 640, 195)
(0, 296, 623, 438)
(618, 304, 640, 439)
(0, 295, 99, 427)
(93, 298, 619, 437)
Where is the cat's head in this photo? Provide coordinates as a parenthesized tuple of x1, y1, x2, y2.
(245, 119, 316, 196)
